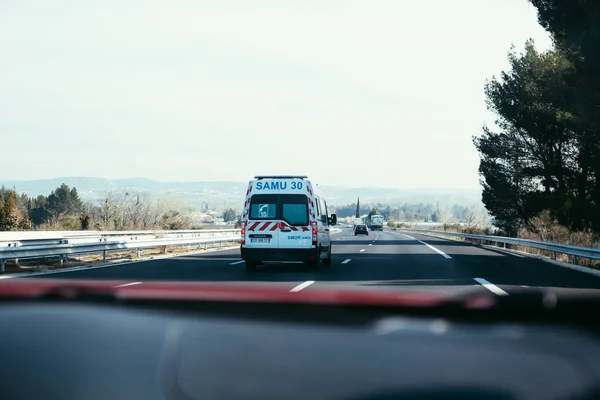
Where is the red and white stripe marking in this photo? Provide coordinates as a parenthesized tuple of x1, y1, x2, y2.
(246, 221, 310, 232)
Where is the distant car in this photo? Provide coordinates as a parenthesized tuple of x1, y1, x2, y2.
(354, 224, 369, 236)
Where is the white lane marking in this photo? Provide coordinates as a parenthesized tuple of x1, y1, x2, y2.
(474, 278, 509, 296)
(290, 281, 315, 292)
(229, 260, 245, 265)
(418, 240, 451, 259)
(360, 249, 366, 252)
(342, 259, 351, 264)
(404, 234, 415, 239)
(114, 282, 142, 287)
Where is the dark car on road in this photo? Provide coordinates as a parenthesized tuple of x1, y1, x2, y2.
(354, 224, 369, 236)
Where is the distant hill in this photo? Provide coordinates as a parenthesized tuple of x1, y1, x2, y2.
(1, 177, 483, 210)
(1, 177, 117, 194)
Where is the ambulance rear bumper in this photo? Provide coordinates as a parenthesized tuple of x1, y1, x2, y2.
(240, 246, 317, 262)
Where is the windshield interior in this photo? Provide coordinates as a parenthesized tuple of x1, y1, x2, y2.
(2, 3, 600, 397)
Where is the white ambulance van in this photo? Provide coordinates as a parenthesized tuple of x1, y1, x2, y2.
(240, 176, 337, 272)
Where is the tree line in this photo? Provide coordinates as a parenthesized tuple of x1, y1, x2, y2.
(0, 183, 489, 231)
(0, 184, 83, 231)
(0, 184, 195, 231)
(474, 0, 600, 237)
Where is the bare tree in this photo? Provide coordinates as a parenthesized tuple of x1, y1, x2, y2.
(478, 207, 492, 227)
(435, 204, 452, 224)
(79, 191, 197, 231)
(464, 205, 480, 227)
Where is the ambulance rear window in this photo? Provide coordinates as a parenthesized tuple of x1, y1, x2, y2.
(249, 195, 277, 219)
(248, 194, 308, 226)
(280, 194, 308, 226)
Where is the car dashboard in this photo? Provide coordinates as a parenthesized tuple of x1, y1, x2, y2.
(1, 299, 600, 400)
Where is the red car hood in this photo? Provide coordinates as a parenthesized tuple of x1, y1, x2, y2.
(0, 278, 494, 309)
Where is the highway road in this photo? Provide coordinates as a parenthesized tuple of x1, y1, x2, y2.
(37, 227, 600, 297)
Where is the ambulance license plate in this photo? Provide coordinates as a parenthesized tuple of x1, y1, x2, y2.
(251, 238, 271, 244)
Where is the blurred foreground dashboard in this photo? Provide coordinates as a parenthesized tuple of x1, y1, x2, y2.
(2, 296, 600, 400)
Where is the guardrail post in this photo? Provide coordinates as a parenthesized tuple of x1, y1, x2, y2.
(163, 246, 167, 254)
(137, 248, 141, 258)
(103, 250, 107, 263)
(0, 260, 4, 273)
(569, 232, 577, 265)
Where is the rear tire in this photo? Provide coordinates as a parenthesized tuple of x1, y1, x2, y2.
(245, 260, 258, 272)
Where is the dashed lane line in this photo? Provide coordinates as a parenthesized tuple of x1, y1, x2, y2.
(474, 278, 509, 296)
(290, 281, 315, 292)
(418, 240, 452, 259)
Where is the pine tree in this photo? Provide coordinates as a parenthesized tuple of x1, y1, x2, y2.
(2, 191, 20, 231)
(0, 196, 5, 230)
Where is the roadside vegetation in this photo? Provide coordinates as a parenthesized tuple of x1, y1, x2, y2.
(0, 184, 197, 231)
(473, 1, 600, 248)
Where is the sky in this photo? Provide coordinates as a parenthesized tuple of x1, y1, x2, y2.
(0, 0, 553, 189)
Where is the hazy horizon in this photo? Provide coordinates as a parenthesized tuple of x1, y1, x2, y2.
(0, 175, 484, 191)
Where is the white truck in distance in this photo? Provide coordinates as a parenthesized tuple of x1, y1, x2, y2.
(369, 215, 384, 231)
(353, 218, 363, 228)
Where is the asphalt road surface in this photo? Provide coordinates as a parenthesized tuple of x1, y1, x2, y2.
(36, 227, 600, 297)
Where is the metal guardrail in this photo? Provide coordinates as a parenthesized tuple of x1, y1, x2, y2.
(396, 228, 600, 262)
(0, 229, 241, 273)
(0, 229, 238, 241)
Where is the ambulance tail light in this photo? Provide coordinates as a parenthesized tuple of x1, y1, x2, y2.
(311, 221, 317, 245)
(240, 221, 246, 245)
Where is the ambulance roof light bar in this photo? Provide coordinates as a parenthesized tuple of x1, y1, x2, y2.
(254, 176, 308, 180)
